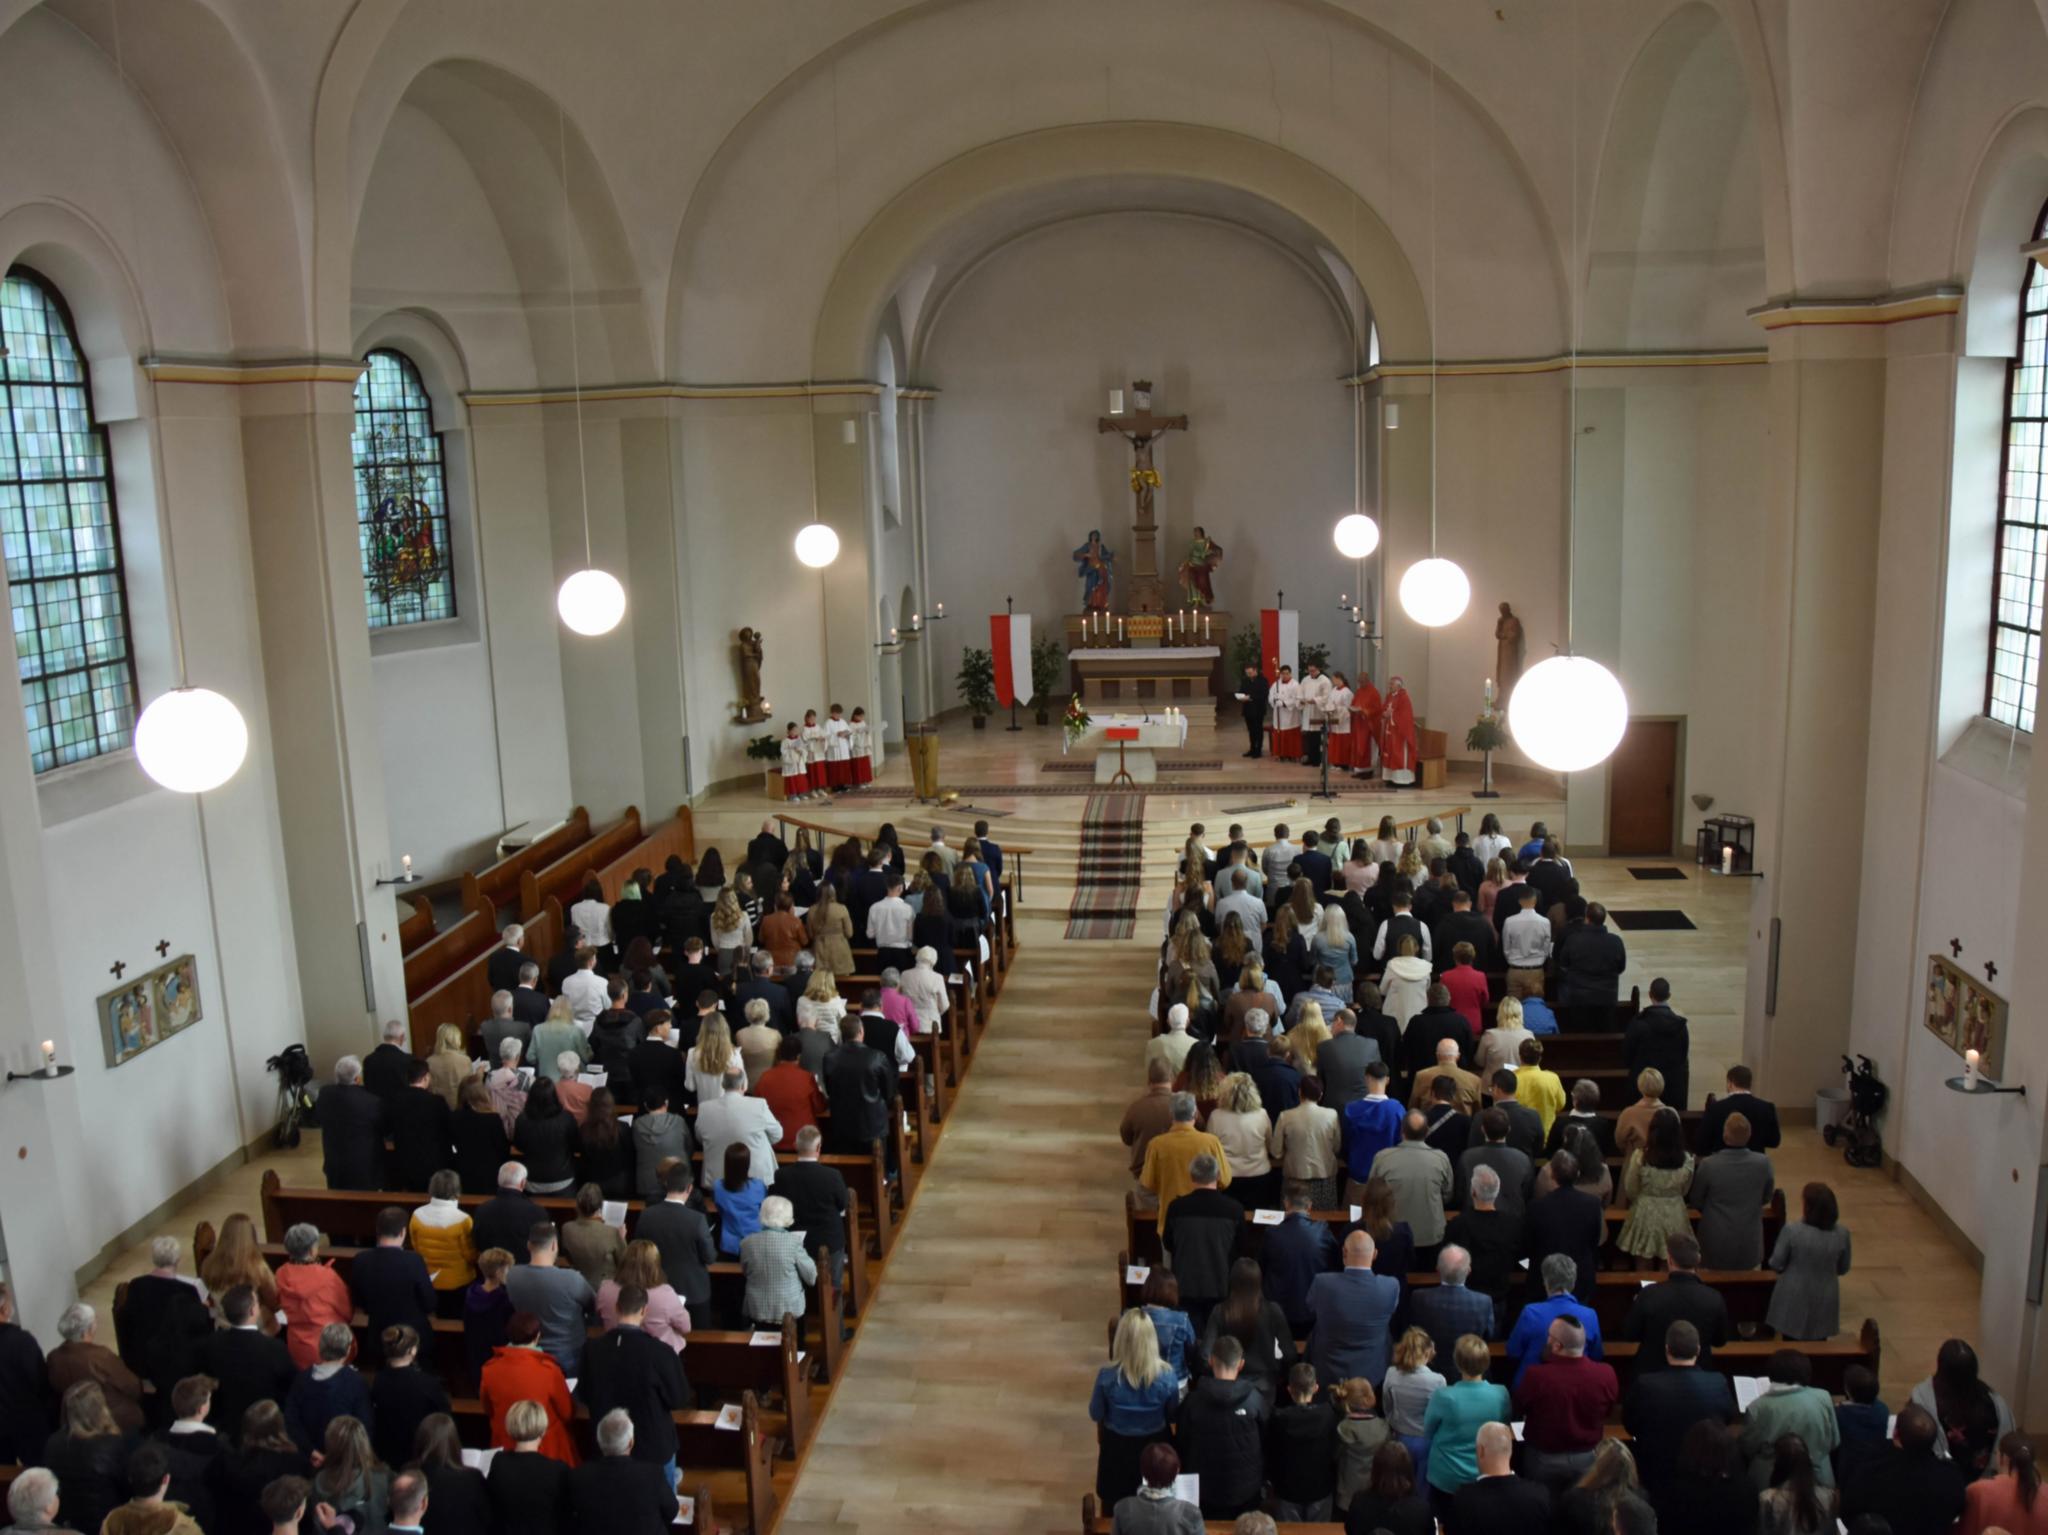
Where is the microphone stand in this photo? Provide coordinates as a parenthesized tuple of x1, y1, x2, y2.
(1310, 702, 1340, 802)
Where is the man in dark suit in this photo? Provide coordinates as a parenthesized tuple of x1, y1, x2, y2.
(776, 1127, 850, 1284)
(1238, 663, 1270, 757)
(822, 1016, 897, 1158)
(1372, 893, 1429, 966)
(510, 965, 551, 1026)
(1625, 979, 1691, 1112)
(1623, 1319, 1737, 1506)
(1525, 841, 1573, 909)
(1620, 1233, 1728, 1376)
(1457, 1106, 1535, 1217)
(1695, 1063, 1782, 1155)
(1453, 1423, 1551, 1535)
(1443, 1166, 1523, 1321)
(855, 995, 903, 1080)
(116, 1246, 215, 1424)
(570, 1407, 680, 1534)
(1544, 1080, 1619, 1159)
(635, 1162, 717, 1324)
(362, 1019, 420, 1103)
(1420, 1075, 1471, 1160)
(486, 925, 528, 995)
(659, 882, 711, 952)
(1480, 1071, 1546, 1161)
(316, 1059, 386, 1191)
(1840, 1405, 1970, 1535)
(1162, 1156, 1244, 1334)
(545, 939, 583, 996)
(199, 1285, 294, 1444)
(1295, 832, 1333, 897)
(472, 1164, 547, 1259)
(1432, 888, 1496, 976)
(386, 1061, 453, 1191)
(624, 1013, 688, 1111)
(1556, 904, 1627, 1031)
(1304, 1230, 1402, 1387)
(1346, 990, 1403, 1078)
(1260, 1193, 1338, 1332)
(1316, 1012, 1377, 1110)
(746, 821, 787, 874)
(1412, 1244, 1496, 1358)
(734, 953, 795, 1035)
(1400, 986, 1470, 1079)
(0, 1281, 51, 1463)
(1248, 1036, 1302, 1115)
(1447, 832, 1486, 898)
(1524, 1149, 1604, 1302)
(669, 943, 722, 1018)
(351, 1207, 437, 1338)
(576, 1287, 690, 1480)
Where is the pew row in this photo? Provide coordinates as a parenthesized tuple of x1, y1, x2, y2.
(462, 809, 593, 923)
(517, 808, 645, 923)
(406, 898, 564, 1055)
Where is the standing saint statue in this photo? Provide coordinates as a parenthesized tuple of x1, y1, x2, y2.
(736, 627, 768, 722)
(1073, 530, 1116, 613)
(1176, 525, 1223, 608)
(1495, 602, 1525, 693)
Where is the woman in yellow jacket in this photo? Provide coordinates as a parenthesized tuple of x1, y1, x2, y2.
(1511, 1018, 1568, 1138)
(408, 1169, 478, 1317)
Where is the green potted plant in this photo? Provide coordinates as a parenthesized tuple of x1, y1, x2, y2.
(1030, 636, 1065, 726)
(746, 732, 784, 798)
(1228, 624, 1263, 674)
(957, 646, 997, 728)
(1298, 640, 1332, 674)
(1466, 711, 1508, 798)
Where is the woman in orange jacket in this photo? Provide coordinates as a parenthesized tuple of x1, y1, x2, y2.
(478, 1311, 581, 1465)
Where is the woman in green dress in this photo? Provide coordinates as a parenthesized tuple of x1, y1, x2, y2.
(1618, 1106, 1695, 1268)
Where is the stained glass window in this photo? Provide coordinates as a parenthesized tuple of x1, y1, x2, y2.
(352, 349, 455, 628)
(0, 268, 139, 774)
(1989, 202, 2048, 733)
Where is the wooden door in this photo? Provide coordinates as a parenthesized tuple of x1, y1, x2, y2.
(1608, 719, 1680, 856)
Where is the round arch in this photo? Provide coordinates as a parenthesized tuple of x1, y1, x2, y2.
(1956, 107, 2048, 357)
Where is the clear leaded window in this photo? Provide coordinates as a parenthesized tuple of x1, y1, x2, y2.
(352, 348, 455, 628)
(0, 268, 139, 773)
(1989, 201, 2048, 732)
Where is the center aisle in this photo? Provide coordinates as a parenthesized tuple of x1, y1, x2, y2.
(776, 806, 1164, 1535)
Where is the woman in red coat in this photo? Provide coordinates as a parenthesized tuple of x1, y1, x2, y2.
(1380, 676, 1417, 787)
(479, 1312, 580, 1465)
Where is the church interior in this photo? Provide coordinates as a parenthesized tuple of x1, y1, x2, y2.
(1, 1, 2048, 1531)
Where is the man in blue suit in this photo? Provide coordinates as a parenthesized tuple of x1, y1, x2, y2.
(1505, 1252, 1604, 1387)
(1261, 1192, 1339, 1332)
(1304, 1229, 1401, 1387)
(1410, 1243, 1496, 1363)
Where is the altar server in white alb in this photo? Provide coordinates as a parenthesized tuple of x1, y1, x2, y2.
(1298, 662, 1334, 767)
(801, 709, 830, 799)
(823, 703, 853, 789)
(779, 722, 812, 801)
(1325, 671, 1355, 770)
(1269, 666, 1302, 761)
(848, 706, 875, 786)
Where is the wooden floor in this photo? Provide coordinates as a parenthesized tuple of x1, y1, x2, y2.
(84, 711, 1981, 1534)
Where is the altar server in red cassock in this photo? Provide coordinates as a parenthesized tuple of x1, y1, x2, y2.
(1326, 672, 1355, 768)
(1380, 676, 1418, 787)
(779, 722, 812, 800)
(848, 707, 874, 785)
(1350, 674, 1383, 778)
(1269, 666, 1302, 760)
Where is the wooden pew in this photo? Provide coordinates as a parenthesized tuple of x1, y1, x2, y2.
(519, 808, 645, 923)
(403, 908, 496, 1002)
(1119, 1191, 1786, 1270)
(462, 808, 592, 922)
(398, 895, 437, 955)
(406, 899, 564, 1055)
(587, 806, 697, 904)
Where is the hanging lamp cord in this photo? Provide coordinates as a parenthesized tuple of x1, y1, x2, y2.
(557, 104, 593, 568)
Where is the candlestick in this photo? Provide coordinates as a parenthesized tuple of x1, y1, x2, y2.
(1966, 1048, 1981, 1090)
(401, 854, 413, 876)
(1721, 845, 1734, 875)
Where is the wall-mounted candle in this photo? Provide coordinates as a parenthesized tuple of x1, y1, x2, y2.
(934, 601, 945, 618)
(401, 854, 413, 877)
(889, 627, 898, 643)
(41, 1039, 55, 1075)
(1966, 1048, 1981, 1089)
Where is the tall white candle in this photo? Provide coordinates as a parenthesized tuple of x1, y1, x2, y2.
(1118, 618, 1124, 641)
(1721, 845, 1734, 874)
(1966, 1048, 1981, 1089)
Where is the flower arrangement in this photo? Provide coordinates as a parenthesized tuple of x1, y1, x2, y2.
(1062, 694, 1092, 747)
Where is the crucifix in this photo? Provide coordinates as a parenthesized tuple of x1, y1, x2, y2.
(1098, 379, 1188, 614)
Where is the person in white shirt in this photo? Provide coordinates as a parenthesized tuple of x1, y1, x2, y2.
(560, 948, 608, 1034)
(1298, 663, 1334, 767)
(1269, 667, 1302, 760)
(1146, 1002, 1196, 1078)
(856, 999, 917, 1070)
(1261, 822, 1299, 889)
(1473, 813, 1514, 870)
(694, 1066, 784, 1185)
(569, 878, 613, 958)
(822, 703, 853, 791)
(1216, 867, 1265, 936)
(1372, 894, 1434, 963)
(1501, 884, 1553, 993)
(865, 876, 916, 962)
(898, 945, 951, 1034)
(800, 709, 829, 801)
(1325, 673, 1355, 770)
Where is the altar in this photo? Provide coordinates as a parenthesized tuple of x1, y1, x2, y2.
(1063, 711, 1190, 783)
(1067, 644, 1224, 720)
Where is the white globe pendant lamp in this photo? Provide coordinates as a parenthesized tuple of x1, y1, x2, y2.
(794, 521, 841, 569)
(1332, 512, 1380, 560)
(1509, 654, 1628, 772)
(1399, 555, 1470, 627)
(556, 568, 627, 636)
(135, 686, 249, 794)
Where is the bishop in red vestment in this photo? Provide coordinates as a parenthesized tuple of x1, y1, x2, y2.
(1380, 677, 1417, 786)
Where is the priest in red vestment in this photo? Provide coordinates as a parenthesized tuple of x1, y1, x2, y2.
(1350, 675, 1383, 778)
(1380, 676, 1417, 787)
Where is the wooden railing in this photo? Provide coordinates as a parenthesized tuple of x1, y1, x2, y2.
(400, 908, 494, 1001)
(517, 807, 644, 920)
(460, 807, 591, 922)
(396, 894, 436, 954)
(1243, 805, 1474, 852)
(772, 811, 1035, 902)
(405, 898, 562, 1053)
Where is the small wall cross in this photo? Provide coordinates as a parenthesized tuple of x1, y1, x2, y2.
(1985, 960, 1999, 983)
(109, 960, 126, 979)
(1949, 937, 1964, 959)
(155, 939, 171, 957)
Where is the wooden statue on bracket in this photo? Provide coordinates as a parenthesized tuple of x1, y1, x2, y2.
(1495, 602, 1525, 694)
(735, 628, 769, 723)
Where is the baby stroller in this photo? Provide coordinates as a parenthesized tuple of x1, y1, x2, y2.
(1822, 1053, 1888, 1168)
(267, 1043, 316, 1149)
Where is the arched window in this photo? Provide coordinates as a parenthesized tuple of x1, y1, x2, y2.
(0, 267, 139, 773)
(1989, 202, 2048, 732)
(352, 348, 455, 628)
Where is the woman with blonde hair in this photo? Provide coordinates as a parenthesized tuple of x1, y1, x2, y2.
(1561, 1439, 1640, 1535)
(710, 886, 750, 976)
(686, 1017, 736, 1104)
(1207, 1073, 1276, 1209)
(595, 1238, 692, 1350)
(796, 967, 848, 1035)
(1311, 901, 1358, 989)
(1380, 1328, 1445, 1468)
(1369, 815, 1404, 867)
(1615, 1068, 1667, 1155)
(43, 1381, 131, 1534)
(806, 880, 855, 976)
(1475, 994, 1534, 1082)
(1224, 963, 1279, 1037)
(1172, 1040, 1226, 1125)
(1088, 1309, 1179, 1505)
(1395, 848, 1427, 892)
(1286, 1001, 1330, 1073)
(1287, 876, 1318, 933)
(1478, 856, 1509, 917)
(426, 1022, 476, 1109)
(1212, 911, 1253, 992)
(199, 1211, 280, 1326)
(1163, 927, 1218, 1015)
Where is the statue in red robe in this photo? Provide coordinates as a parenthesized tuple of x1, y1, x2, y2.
(1380, 676, 1417, 786)
(1350, 676, 1383, 778)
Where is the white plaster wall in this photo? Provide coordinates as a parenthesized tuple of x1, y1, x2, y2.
(370, 641, 505, 878)
(916, 213, 1353, 710)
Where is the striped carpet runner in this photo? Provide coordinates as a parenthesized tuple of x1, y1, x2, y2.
(1065, 792, 1146, 939)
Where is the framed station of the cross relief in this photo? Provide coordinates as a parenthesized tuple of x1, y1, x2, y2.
(1925, 954, 2007, 1079)
(98, 953, 204, 1068)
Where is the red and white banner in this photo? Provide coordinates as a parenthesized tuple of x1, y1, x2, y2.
(1260, 608, 1299, 681)
(990, 612, 1033, 707)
